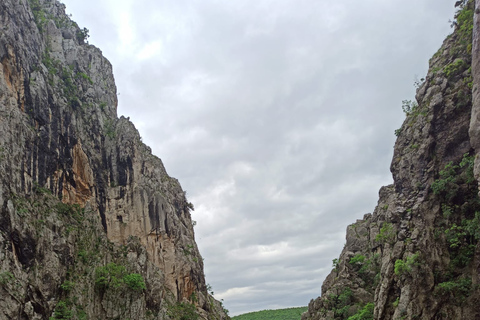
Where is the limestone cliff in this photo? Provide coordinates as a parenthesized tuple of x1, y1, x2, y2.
(303, 1, 480, 319)
(0, 0, 229, 319)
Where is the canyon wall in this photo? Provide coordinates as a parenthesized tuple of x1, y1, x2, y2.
(0, 0, 228, 319)
(303, 1, 480, 319)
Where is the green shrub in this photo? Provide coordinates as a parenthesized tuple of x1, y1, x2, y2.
(76, 72, 93, 84)
(347, 303, 374, 320)
(349, 254, 366, 266)
(60, 280, 75, 293)
(49, 300, 72, 320)
(323, 288, 353, 318)
(375, 223, 396, 245)
(332, 258, 340, 270)
(99, 101, 107, 111)
(123, 273, 146, 291)
(401, 100, 418, 115)
(95, 263, 126, 290)
(444, 59, 467, 79)
(56, 203, 82, 216)
(392, 297, 399, 308)
(394, 253, 419, 276)
(455, 3, 474, 52)
(28, 0, 49, 32)
(77, 250, 89, 263)
(463, 212, 480, 240)
(76, 28, 90, 43)
(394, 260, 409, 276)
(349, 254, 375, 281)
(167, 302, 199, 320)
(104, 119, 116, 138)
(437, 278, 472, 302)
(444, 213, 480, 267)
(431, 153, 474, 201)
(95, 263, 146, 292)
(33, 182, 52, 195)
(0, 272, 14, 285)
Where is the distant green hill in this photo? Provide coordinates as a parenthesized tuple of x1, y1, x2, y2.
(231, 306, 308, 320)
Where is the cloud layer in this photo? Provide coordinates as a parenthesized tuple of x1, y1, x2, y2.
(62, 0, 456, 315)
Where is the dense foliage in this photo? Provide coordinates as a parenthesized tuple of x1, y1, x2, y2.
(347, 303, 374, 320)
(431, 153, 480, 303)
(232, 307, 308, 320)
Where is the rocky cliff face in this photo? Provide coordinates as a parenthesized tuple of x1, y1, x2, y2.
(303, 1, 480, 319)
(0, 0, 229, 319)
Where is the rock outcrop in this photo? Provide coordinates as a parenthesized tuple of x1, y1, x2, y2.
(303, 1, 480, 319)
(0, 0, 228, 319)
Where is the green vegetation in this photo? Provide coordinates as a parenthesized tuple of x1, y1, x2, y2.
(431, 153, 475, 202)
(232, 306, 308, 320)
(49, 300, 73, 320)
(95, 263, 126, 290)
(400, 98, 428, 128)
(56, 202, 82, 216)
(76, 72, 93, 85)
(436, 278, 473, 303)
(348, 253, 380, 287)
(41, 50, 82, 106)
(0, 271, 14, 285)
(42, 53, 55, 74)
(60, 280, 75, 293)
(375, 223, 396, 245)
(444, 214, 480, 249)
(220, 300, 230, 317)
(394, 253, 420, 276)
(443, 213, 480, 268)
(321, 288, 353, 318)
(28, 0, 48, 32)
(61, 67, 77, 101)
(392, 298, 399, 308)
(95, 262, 146, 292)
(123, 273, 147, 291)
(76, 27, 90, 43)
(48, 298, 87, 320)
(55, 203, 86, 232)
(347, 303, 374, 320)
(28, 0, 75, 32)
(167, 302, 199, 320)
(33, 182, 52, 195)
(453, 1, 474, 54)
(104, 119, 116, 138)
(99, 101, 108, 111)
(431, 152, 480, 301)
(401, 100, 418, 116)
(4, 189, 160, 319)
(349, 254, 366, 266)
(443, 59, 467, 79)
(332, 258, 340, 271)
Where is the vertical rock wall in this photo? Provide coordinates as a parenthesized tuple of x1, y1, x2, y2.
(470, 1, 480, 178)
(0, 0, 228, 319)
(303, 1, 480, 319)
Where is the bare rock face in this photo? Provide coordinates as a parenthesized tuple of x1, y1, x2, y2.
(303, 2, 480, 319)
(0, 0, 228, 319)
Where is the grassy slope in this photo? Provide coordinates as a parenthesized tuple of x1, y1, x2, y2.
(232, 307, 308, 320)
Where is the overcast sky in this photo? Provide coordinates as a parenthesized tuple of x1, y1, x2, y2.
(61, 0, 456, 316)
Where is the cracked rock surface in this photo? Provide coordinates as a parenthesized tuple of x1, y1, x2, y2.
(0, 0, 228, 319)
